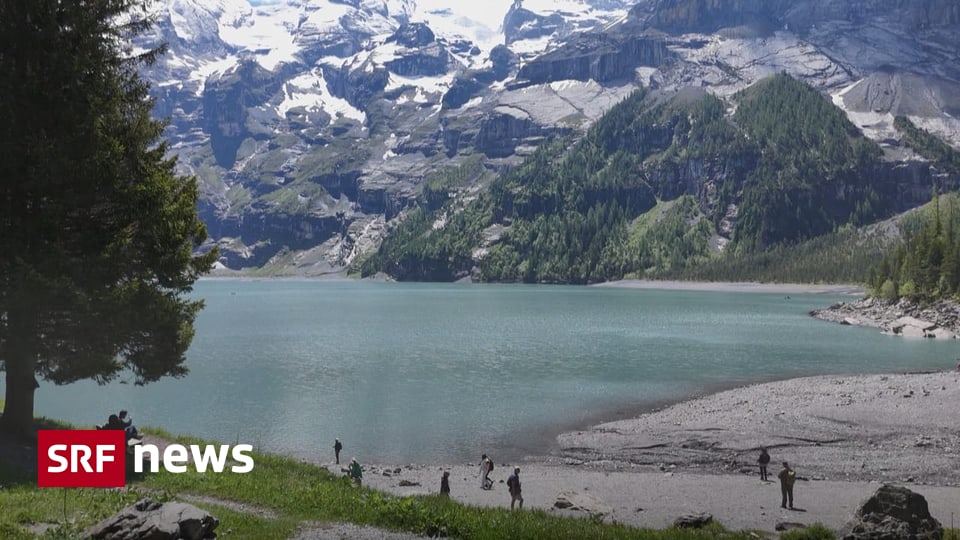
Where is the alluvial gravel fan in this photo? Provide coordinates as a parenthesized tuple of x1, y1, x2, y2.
(140, 0, 960, 275)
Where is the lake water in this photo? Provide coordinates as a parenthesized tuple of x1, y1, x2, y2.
(14, 281, 959, 465)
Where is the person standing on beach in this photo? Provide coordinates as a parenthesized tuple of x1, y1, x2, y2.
(334, 438, 342, 465)
(349, 457, 363, 486)
(757, 447, 770, 481)
(778, 462, 796, 509)
(440, 470, 450, 497)
(507, 466, 523, 509)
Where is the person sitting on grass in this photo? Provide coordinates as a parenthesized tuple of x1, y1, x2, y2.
(118, 410, 140, 440)
(102, 414, 126, 431)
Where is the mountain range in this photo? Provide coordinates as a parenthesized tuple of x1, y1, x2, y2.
(138, 0, 960, 277)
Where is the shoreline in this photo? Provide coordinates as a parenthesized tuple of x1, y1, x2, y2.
(327, 369, 960, 534)
(594, 279, 866, 295)
(199, 273, 868, 296)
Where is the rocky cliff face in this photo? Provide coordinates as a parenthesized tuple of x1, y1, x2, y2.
(503, 5, 565, 44)
(140, 0, 960, 275)
(515, 34, 672, 87)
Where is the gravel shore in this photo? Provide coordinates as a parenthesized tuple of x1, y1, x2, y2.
(332, 370, 960, 534)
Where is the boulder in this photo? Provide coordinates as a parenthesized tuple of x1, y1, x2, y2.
(841, 484, 943, 540)
(899, 325, 928, 338)
(927, 328, 955, 339)
(776, 521, 808, 531)
(552, 492, 612, 517)
(889, 316, 936, 334)
(673, 512, 713, 528)
(84, 499, 218, 540)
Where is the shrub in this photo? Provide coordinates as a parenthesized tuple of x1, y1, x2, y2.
(879, 279, 898, 301)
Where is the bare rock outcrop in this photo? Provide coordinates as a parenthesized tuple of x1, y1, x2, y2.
(83, 499, 219, 540)
(811, 297, 960, 338)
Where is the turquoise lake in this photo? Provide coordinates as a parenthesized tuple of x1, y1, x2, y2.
(16, 281, 959, 465)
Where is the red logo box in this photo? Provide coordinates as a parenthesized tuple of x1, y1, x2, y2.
(37, 430, 127, 488)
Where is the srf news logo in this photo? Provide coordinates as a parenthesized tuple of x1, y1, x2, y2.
(38, 430, 254, 488)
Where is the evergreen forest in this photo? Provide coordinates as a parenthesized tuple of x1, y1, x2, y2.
(869, 194, 960, 301)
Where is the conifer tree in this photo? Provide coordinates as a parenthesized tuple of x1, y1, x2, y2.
(0, 0, 215, 436)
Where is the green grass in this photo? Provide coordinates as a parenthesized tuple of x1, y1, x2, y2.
(2, 424, 761, 539)
(0, 486, 293, 540)
(0, 486, 150, 538)
(186, 503, 298, 540)
(780, 523, 834, 540)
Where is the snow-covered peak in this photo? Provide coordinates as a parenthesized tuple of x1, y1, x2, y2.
(160, 0, 249, 46)
(150, 0, 635, 74)
(363, 0, 417, 22)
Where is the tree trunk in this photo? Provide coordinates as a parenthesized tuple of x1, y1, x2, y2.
(0, 343, 37, 440)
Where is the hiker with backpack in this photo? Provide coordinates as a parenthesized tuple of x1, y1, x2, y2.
(480, 454, 494, 489)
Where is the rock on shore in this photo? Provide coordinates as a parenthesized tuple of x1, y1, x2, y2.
(810, 296, 960, 338)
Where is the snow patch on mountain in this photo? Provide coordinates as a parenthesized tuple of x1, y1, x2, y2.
(413, 0, 508, 52)
(191, 57, 241, 93)
(218, 3, 302, 70)
(508, 35, 552, 55)
(165, 0, 246, 45)
(386, 72, 454, 95)
(275, 70, 366, 123)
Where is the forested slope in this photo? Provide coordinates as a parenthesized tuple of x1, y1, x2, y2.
(360, 74, 940, 284)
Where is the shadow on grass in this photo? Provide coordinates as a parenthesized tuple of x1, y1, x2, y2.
(0, 418, 130, 488)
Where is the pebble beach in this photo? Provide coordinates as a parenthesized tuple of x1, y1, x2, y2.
(332, 370, 960, 534)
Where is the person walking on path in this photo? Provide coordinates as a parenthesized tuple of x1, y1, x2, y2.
(334, 438, 343, 465)
(440, 470, 450, 497)
(480, 454, 493, 489)
(484, 455, 494, 489)
(349, 457, 363, 486)
(507, 466, 523, 510)
(778, 462, 796, 509)
(757, 447, 771, 481)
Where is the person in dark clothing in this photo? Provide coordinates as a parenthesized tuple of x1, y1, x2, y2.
(334, 438, 343, 464)
(103, 414, 125, 431)
(118, 410, 140, 439)
(440, 470, 450, 497)
(507, 466, 523, 509)
(757, 447, 771, 481)
(778, 462, 796, 509)
(349, 457, 363, 486)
